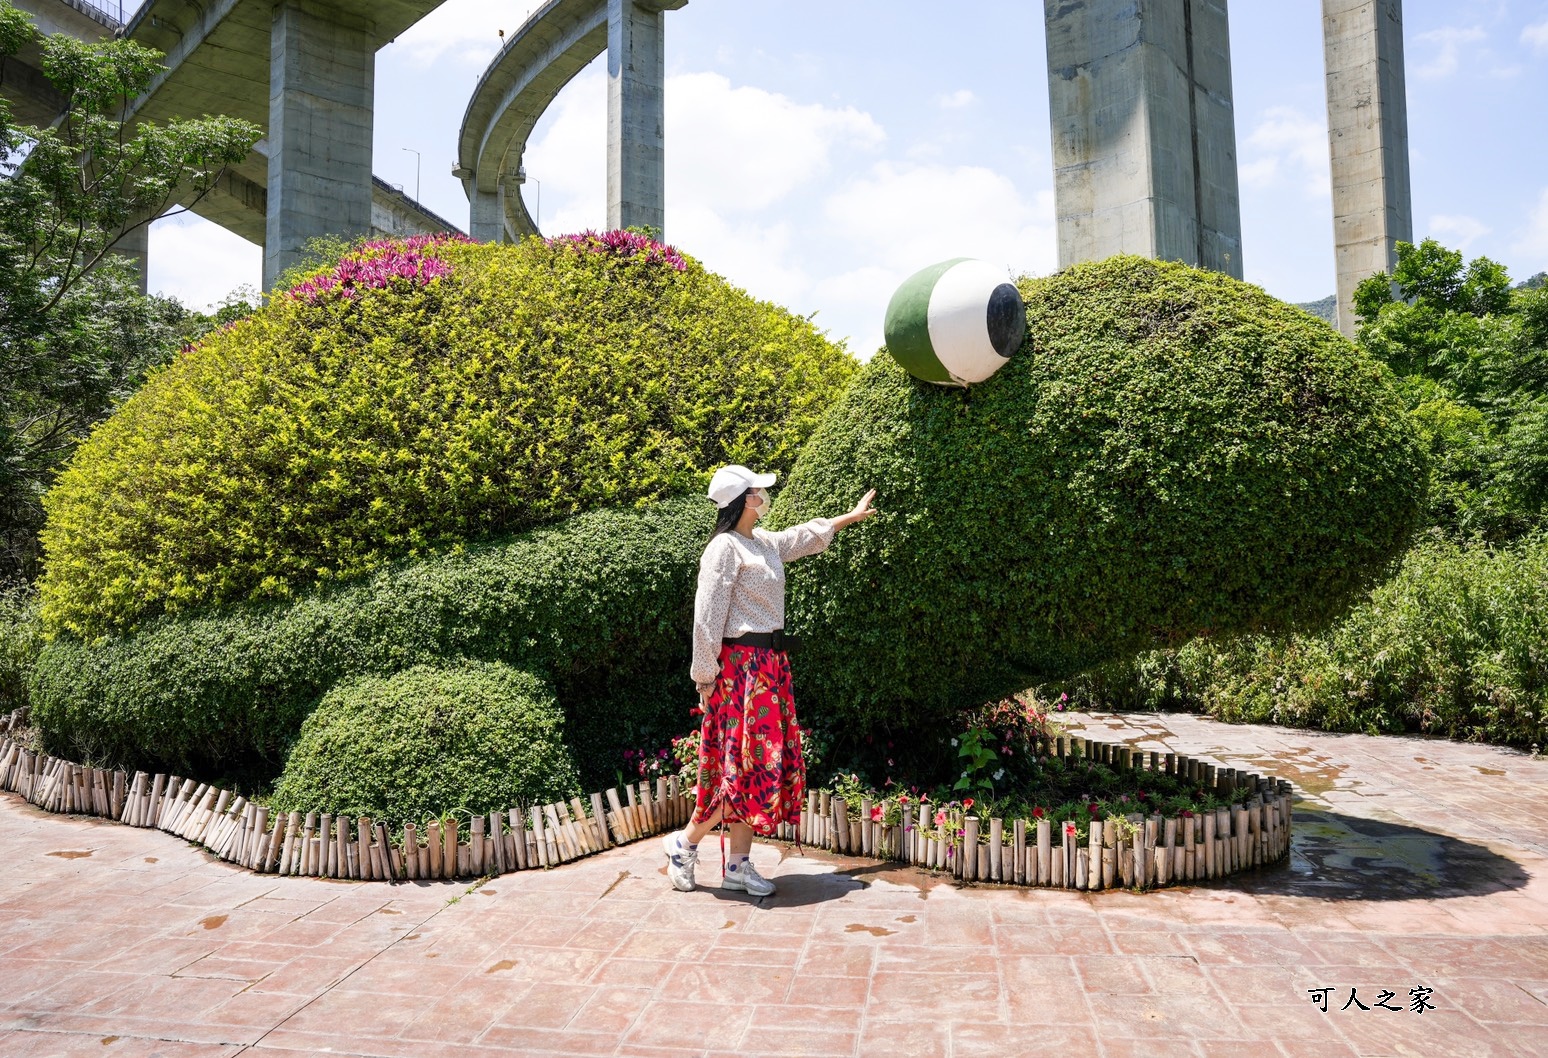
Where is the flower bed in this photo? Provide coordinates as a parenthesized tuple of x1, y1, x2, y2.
(0, 706, 1291, 889)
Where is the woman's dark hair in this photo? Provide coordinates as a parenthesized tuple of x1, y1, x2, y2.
(709, 490, 749, 541)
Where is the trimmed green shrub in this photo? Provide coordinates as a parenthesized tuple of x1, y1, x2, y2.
(269, 661, 580, 822)
(0, 586, 41, 711)
(772, 256, 1426, 735)
(38, 234, 856, 637)
(29, 497, 708, 782)
(1060, 532, 1548, 749)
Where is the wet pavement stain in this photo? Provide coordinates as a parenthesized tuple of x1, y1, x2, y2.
(379, 908, 403, 915)
(477, 889, 497, 896)
(485, 959, 517, 973)
(1476, 766, 1506, 776)
(100, 1037, 119, 1045)
(143, 857, 158, 864)
(199, 915, 227, 930)
(846, 924, 896, 937)
(601, 870, 631, 898)
(46, 850, 92, 859)
(897, 914, 917, 923)
(721, 920, 736, 929)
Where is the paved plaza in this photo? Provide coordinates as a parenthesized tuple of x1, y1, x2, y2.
(1, 711, 1545, 1057)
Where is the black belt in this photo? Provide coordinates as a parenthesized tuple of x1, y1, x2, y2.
(724, 630, 800, 652)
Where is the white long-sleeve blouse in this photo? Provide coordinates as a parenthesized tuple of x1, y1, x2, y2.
(689, 518, 836, 686)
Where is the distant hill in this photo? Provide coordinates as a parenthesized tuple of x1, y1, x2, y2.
(1517, 272, 1546, 290)
(1294, 295, 1337, 326)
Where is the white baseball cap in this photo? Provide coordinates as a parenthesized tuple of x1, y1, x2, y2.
(707, 464, 777, 508)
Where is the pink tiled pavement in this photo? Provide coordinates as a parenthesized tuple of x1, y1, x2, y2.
(2, 712, 1546, 1057)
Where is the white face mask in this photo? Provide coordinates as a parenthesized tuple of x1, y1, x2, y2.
(745, 489, 768, 520)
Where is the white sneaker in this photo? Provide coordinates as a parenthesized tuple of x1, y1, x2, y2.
(663, 833, 698, 892)
(721, 857, 776, 897)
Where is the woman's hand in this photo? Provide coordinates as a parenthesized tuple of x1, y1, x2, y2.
(696, 681, 713, 708)
(834, 488, 877, 530)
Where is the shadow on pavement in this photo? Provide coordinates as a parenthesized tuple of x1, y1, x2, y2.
(1229, 806, 1530, 901)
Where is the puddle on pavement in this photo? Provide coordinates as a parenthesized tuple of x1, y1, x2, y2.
(478, 889, 497, 896)
(100, 1037, 120, 1046)
(1269, 808, 1526, 900)
(1476, 766, 1505, 776)
(143, 857, 158, 864)
(721, 920, 735, 930)
(485, 959, 517, 973)
(47, 850, 92, 859)
(845, 924, 895, 937)
(897, 914, 917, 924)
(379, 908, 402, 915)
(199, 915, 227, 930)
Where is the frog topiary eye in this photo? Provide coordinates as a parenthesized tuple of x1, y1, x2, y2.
(883, 258, 1026, 387)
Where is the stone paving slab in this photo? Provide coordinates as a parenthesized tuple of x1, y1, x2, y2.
(2, 712, 1546, 1057)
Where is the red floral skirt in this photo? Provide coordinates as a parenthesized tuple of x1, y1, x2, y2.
(692, 644, 806, 835)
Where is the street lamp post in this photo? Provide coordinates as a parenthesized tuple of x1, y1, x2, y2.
(400, 147, 421, 201)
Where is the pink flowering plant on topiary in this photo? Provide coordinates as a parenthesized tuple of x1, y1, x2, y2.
(286, 233, 471, 303)
(546, 228, 687, 272)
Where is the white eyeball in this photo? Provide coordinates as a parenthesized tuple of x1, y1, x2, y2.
(883, 259, 1026, 387)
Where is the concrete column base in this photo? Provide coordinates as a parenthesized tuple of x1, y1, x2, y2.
(108, 223, 150, 296)
(1044, 0, 1243, 278)
(1323, 0, 1412, 336)
(606, 0, 683, 236)
(470, 188, 504, 243)
(264, 0, 375, 290)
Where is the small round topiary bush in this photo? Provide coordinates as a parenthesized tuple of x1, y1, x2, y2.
(269, 660, 581, 823)
(38, 232, 856, 637)
(773, 255, 1427, 737)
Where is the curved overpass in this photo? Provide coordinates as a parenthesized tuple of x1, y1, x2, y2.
(457, 0, 686, 243)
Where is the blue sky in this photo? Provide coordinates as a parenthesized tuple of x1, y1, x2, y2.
(148, 0, 1548, 357)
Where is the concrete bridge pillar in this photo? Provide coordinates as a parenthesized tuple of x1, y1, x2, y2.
(264, 1, 375, 289)
(607, 0, 685, 236)
(1322, 0, 1411, 336)
(470, 188, 505, 243)
(1043, 0, 1243, 278)
(109, 223, 151, 296)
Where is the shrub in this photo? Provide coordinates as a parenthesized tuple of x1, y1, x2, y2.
(29, 497, 708, 783)
(772, 255, 1426, 739)
(269, 661, 580, 822)
(0, 585, 41, 711)
(1060, 533, 1548, 749)
(38, 234, 856, 637)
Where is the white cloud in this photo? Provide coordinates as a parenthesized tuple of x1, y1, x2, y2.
(1238, 106, 1328, 199)
(1428, 214, 1491, 250)
(1412, 26, 1487, 78)
(381, 0, 507, 70)
(1522, 20, 1548, 53)
(1510, 188, 1548, 271)
(667, 72, 885, 213)
(147, 213, 261, 310)
(820, 165, 1056, 354)
(937, 89, 976, 109)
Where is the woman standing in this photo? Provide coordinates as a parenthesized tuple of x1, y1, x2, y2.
(663, 465, 875, 896)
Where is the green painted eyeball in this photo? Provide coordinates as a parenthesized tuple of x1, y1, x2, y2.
(883, 259, 1026, 387)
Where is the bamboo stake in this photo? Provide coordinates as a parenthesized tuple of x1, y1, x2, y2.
(589, 793, 610, 851)
(372, 823, 390, 880)
(1012, 819, 1026, 884)
(529, 807, 549, 868)
(1087, 821, 1103, 890)
(988, 818, 1003, 882)
(508, 809, 528, 870)
(465, 815, 483, 876)
(279, 812, 301, 875)
(442, 818, 458, 879)
(606, 788, 631, 842)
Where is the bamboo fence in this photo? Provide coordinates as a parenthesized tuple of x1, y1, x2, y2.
(0, 711, 1293, 890)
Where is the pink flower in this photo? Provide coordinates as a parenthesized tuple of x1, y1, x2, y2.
(934, 810, 947, 826)
(870, 806, 883, 822)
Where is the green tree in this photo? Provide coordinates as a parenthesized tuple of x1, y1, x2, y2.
(1354, 238, 1548, 539)
(0, 0, 260, 583)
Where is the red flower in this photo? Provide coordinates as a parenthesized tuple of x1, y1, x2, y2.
(1031, 807, 1045, 819)
(1087, 803, 1101, 816)
(870, 806, 883, 822)
(963, 797, 975, 809)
